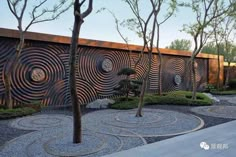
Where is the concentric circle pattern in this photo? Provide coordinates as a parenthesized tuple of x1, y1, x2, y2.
(0, 39, 16, 94)
(83, 109, 204, 137)
(0, 37, 209, 107)
(76, 78, 98, 105)
(10, 114, 72, 130)
(148, 55, 159, 92)
(130, 52, 149, 81)
(77, 47, 130, 97)
(10, 47, 66, 104)
(3, 113, 145, 157)
(162, 57, 186, 92)
(42, 80, 71, 107)
(191, 106, 236, 119)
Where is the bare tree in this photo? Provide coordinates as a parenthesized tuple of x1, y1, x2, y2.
(154, 0, 177, 96)
(97, 7, 147, 78)
(4, 0, 72, 109)
(211, 3, 236, 90)
(122, 0, 176, 117)
(69, 0, 93, 143)
(182, 0, 235, 99)
(222, 16, 236, 87)
(123, 0, 156, 117)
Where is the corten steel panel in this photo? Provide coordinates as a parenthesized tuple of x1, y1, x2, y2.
(0, 37, 209, 107)
(208, 57, 224, 86)
(224, 66, 236, 83)
(161, 55, 208, 92)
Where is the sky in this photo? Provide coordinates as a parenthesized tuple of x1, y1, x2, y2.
(0, 0, 196, 49)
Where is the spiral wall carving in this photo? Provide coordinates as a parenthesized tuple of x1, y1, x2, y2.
(77, 48, 130, 97)
(0, 37, 208, 107)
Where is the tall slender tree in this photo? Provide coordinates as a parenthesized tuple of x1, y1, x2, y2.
(4, 0, 72, 109)
(154, 0, 177, 96)
(122, 0, 176, 117)
(182, 0, 235, 100)
(69, 0, 93, 144)
(222, 16, 236, 87)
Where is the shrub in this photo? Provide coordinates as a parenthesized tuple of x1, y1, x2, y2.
(15, 101, 42, 112)
(110, 97, 139, 110)
(0, 107, 36, 120)
(110, 91, 213, 109)
(114, 68, 142, 100)
(211, 90, 236, 95)
(228, 79, 236, 89)
(204, 84, 216, 92)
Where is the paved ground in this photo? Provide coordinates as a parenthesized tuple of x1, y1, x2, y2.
(103, 120, 236, 157)
(0, 94, 235, 157)
(83, 109, 204, 137)
(0, 109, 204, 157)
(216, 95, 236, 105)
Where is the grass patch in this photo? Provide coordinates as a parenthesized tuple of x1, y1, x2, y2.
(110, 97, 139, 110)
(145, 91, 213, 106)
(111, 91, 213, 110)
(210, 90, 236, 95)
(0, 107, 37, 120)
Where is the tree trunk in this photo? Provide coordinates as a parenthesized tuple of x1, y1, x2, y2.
(224, 62, 230, 88)
(217, 50, 220, 90)
(158, 51, 162, 96)
(4, 35, 24, 109)
(191, 59, 197, 100)
(3, 74, 12, 109)
(136, 50, 152, 117)
(69, 11, 83, 144)
(136, 77, 147, 117)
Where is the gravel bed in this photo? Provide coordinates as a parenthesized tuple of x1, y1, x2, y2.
(0, 107, 96, 148)
(144, 103, 235, 144)
(0, 96, 235, 152)
(0, 119, 32, 148)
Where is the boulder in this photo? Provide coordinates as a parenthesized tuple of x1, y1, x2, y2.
(203, 93, 220, 102)
(86, 98, 115, 109)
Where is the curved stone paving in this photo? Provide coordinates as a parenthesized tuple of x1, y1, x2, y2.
(1, 109, 204, 156)
(2, 114, 145, 157)
(83, 109, 204, 137)
(10, 114, 72, 130)
(217, 96, 236, 105)
(191, 106, 236, 119)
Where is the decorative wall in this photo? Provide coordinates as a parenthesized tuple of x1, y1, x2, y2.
(224, 66, 236, 84)
(0, 36, 209, 107)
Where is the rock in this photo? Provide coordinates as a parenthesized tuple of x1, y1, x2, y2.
(203, 93, 220, 102)
(86, 98, 115, 109)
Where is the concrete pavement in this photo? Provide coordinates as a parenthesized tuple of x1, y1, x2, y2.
(103, 120, 236, 157)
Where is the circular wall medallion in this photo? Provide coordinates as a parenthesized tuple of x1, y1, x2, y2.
(31, 68, 46, 82)
(174, 75, 182, 85)
(101, 58, 113, 72)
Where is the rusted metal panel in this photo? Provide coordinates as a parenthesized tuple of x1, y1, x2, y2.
(0, 36, 209, 107)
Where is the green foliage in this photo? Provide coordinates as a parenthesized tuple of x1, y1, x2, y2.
(114, 68, 141, 98)
(201, 42, 224, 54)
(16, 101, 42, 112)
(166, 39, 192, 51)
(0, 107, 36, 120)
(211, 90, 236, 95)
(204, 84, 216, 92)
(145, 91, 213, 106)
(228, 79, 236, 89)
(117, 67, 136, 76)
(110, 97, 139, 110)
(111, 91, 213, 109)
